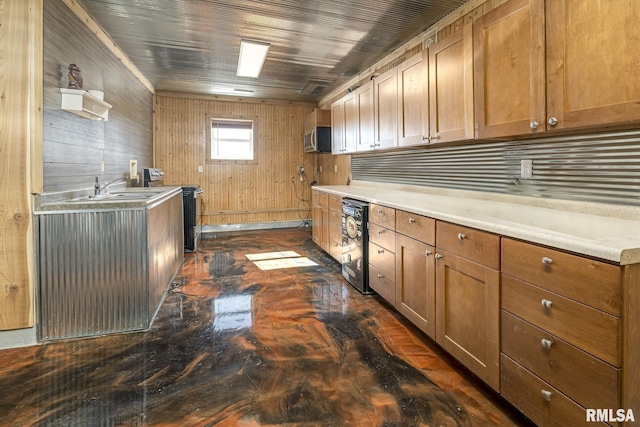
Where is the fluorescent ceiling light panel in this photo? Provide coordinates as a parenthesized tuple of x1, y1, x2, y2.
(237, 40, 270, 78)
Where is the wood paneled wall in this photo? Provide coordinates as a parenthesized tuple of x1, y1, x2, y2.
(0, 0, 43, 330)
(42, 0, 153, 192)
(155, 93, 316, 226)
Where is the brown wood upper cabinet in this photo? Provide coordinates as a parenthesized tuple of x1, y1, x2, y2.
(331, 92, 357, 154)
(475, 0, 640, 138)
(473, 0, 545, 139)
(546, 0, 640, 131)
(304, 108, 331, 135)
(356, 81, 375, 152)
(331, 81, 374, 154)
(397, 51, 429, 147)
(330, 98, 345, 154)
(373, 67, 398, 150)
(429, 24, 474, 143)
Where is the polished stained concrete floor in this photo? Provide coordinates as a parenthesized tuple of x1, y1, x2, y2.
(0, 228, 532, 426)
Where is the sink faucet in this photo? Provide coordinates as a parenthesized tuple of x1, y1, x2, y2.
(94, 176, 126, 196)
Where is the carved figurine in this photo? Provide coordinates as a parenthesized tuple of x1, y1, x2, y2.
(67, 64, 83, 89)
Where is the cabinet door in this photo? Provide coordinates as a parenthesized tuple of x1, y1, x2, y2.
(321, 204, 330, 252)
(429, 24, 474, 143)
(330, 99, 345, 154)
(435, 249, 500, 390)
(397, 51, 429, 146)
(546, 0, 640, 131)
(312, 202, 323, 246)
(373, 67, 398, 150)
(356, 81, 375, 152)
(396, 234, 436, 338)
(343, 92, 358, 153)
(474, 0, 545, 138)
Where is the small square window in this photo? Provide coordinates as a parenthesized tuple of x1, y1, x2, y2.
(206, 116, 258, 164)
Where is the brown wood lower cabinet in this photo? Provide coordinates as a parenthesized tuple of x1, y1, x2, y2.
(395, 234, 436, 338)
(435, 248, 501, 391)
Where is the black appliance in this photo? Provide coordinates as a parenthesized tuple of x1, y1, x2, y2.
(143, 168, 203, 253)
(143, 168, 164, 187)
(304, 127, 331, 153)
(183, 186, 203, 252)
(342, 198, 371, 294)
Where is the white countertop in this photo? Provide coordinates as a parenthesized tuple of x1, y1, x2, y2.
(314, 181, 640, 265)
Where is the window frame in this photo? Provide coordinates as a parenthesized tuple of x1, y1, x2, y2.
(205, 115, 259, 164)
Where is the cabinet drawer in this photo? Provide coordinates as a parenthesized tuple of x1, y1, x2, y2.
(502, 275, 620, 367)
(329, 194, 343, 211)
(369, 204, 396, 230)
(369, 263, 396, 305)
(369, 241, 395, 278)
(396, 210, 435, 245)
(318, 191, 328, 205)
(369, 223, 396, 252)
(436, 221, 500, 269)
(501, 354, 607, 427)
(502, 311, 620, 410)
(502, 238, 621, 316)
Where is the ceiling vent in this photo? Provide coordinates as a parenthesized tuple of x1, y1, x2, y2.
(299, 80, 329, 95)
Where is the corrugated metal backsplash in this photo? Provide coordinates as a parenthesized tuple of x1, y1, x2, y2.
(352, 129, 640, 206)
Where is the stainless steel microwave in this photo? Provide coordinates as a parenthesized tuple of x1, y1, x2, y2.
(304, 126, 331, 153)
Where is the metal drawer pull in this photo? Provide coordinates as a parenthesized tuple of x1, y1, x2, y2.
(542, 256, 553, 265)
(377, 229, 385, 234)
(377, 209, 383, 214)
(409, 218, 416, 224)
(541, 338, 553, 350)
(541, 299, 553, 309)
(541, 390, 553, 402)
(378, 249, 384, 254)
(434, 253, 443, 260)
(377, 274, 384, 279)
(458, 233, 466, 240)
(425, 250, 432, 256)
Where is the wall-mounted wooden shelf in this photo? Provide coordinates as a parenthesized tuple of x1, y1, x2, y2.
(60, 88, 112, 121)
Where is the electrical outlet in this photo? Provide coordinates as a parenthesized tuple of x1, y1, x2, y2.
(319, 165, 323, 172)
(100, 160, 105, 173)
(334, 165, 338, 173)
(129, 160, 137, 179)
(198, 165, 203, 173)
(521, 159, 533, 178)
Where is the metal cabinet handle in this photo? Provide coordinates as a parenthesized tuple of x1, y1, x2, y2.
(377, 209, 383, 214)
(530, 121, 539, 129)
(409, 218, 416, 224)
(377, 229, 385, 234)
(377, 249, 384, 254)
(548, 117, 558, 126)
(542, 256, 553, 265)
(541, 390, 553, 402)
(458, 233, 466, 240)
(435, 253, 443, 260)
(377, 274, 384, 279)
(541, 299, 553, 309)
(541, 338, 553, 350)
(425, 250, 433, 256)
